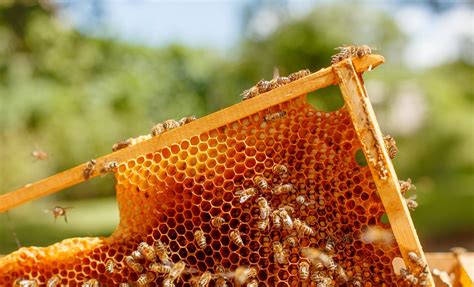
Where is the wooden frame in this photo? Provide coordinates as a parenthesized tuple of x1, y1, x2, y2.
(0, 54, 434, 285)
(335, 61, 434, 285)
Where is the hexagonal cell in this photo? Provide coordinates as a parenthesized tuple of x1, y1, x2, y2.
(0, 97, 407, 286)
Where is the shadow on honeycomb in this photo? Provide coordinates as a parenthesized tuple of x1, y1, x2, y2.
(0, 94, 405, 286)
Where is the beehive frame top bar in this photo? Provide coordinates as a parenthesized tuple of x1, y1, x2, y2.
(0, 55, 383, 213)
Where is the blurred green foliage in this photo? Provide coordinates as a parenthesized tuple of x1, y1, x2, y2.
(0, 2, 472, 254)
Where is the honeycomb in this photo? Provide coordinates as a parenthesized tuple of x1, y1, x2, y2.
(0, 95, 406, 286)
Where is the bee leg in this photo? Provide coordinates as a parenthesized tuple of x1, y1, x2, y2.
(64, 214, 68, 223)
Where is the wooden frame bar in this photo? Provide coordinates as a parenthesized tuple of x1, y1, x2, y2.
(0, 55, 384, 213)
(334, 60, 434, 285)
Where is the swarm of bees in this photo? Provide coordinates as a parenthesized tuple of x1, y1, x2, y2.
(241, 69, 311, 101)
(331, 45, 373, 65)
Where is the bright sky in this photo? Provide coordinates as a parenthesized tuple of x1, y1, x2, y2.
(56, 0, 473, 69)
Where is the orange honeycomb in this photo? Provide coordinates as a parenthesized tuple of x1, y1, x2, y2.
(0, 96, 405, 286)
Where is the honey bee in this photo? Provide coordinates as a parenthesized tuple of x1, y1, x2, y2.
(125, 255, 144, 273)
(99, 161, 118, 174)
(83, 159, 97, 180)
(45, 206, 72, 223)
(383, 135, 398, 159)
(194, 229, 207, 249)
(149, 262, 171, 274)
(136, 272, 155, 287)
(46, 276, 60, 287)
(14, 279, 38, 287)
(230, 230, 244, 247)
(408, 251, 427, 269)
(168, 261, 186, 281)
(335, 265, 349, 283)
(131, 250, 144, 260)
(288, 69, 311, 81)
(360, 226, 394, 245)
(272, 241, 288, 264)
(271, 210, 282, 229)
(162, 119, 180, 130)
(31, 148, 48, 161)
(301, 247, 336, 272)
(277, 76, 291, 85)
(356, 45, 372, 57)
(105, 259, 116, 273)
(235, 187, 257, 203)
(253, 176, 269, 190)
(324, 237, 336, 255)
(280, 205, 295, 214)
(215, 276, 228, 287)
(399, 268, 419, 285)
(273, 183, 294, 195)
(211, 216, 226, 228)
(246, 279, 258, 287)
(284, 236, 297, 247)
(151, 123, 165, 136)
(112, 139, 131, 151)
(119, 284, 132, 287)
(256, 79, 272, 93)
(178, 116, 197, 126)
(241, 85, 259, 101)
(231, 266, 257, 285)
(191, 271, 212, 287)
(294, 219, 315, 237)
(154, 239, 171, 264)
(256, 197, 271, 220)
(278, 208, 293, 230)
(299, 260, 310, 281)
(405, 195, 418, 211)
(331, 45, 373, 64)
(272, 164, 288, 176)
(82, 279, 99, 287)
(138, 241, 157, 261)
(311, 271, 332, 286)
(295, 195, 314, 206)
(349, 277, 363, 287)
(162, 278, 176, 287)
(257, 217, 269, 231)
(264, 111, 286, 122)
(215, 264, 229, 287)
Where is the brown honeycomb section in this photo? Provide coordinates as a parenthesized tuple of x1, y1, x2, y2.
(0, 95, 404, 286)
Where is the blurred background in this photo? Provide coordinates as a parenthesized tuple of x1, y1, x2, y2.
(0, 0, 472, 254)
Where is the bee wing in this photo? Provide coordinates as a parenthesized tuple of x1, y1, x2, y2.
(273, 67, 280, 79)
(239, 195, 251, 203)
(43, 209, 51, 214)
(407, 194, 417, 200)
(184, 267, 199, 274)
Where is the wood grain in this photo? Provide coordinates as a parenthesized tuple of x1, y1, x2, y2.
(334, 60, 434, 286)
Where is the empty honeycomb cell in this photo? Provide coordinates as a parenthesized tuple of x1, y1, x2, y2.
(0, 97, 409, 286)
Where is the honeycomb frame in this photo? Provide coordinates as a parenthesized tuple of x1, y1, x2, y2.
(0, 55, 434, 286)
